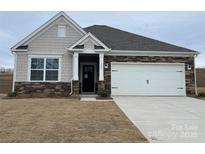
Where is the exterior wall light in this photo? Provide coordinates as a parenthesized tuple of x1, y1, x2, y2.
(104, 63, 109, 69)
(187, 64, 192, 70)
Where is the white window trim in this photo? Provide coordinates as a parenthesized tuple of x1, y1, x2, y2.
(28, 55, 62, 82)
(57, 25, 66, 38)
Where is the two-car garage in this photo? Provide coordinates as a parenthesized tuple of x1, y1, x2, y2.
(111, 63, 186, 96)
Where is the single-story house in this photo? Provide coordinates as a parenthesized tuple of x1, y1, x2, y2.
(11, 12, 199, 96)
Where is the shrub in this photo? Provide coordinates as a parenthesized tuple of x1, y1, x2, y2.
(98, 90, 108, 97)
(7, 91, 17, 97)
(198, 92, 205, 97)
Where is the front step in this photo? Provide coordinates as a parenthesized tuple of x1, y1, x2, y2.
(80, 97, 97, 101)
(80, 95, 97, 101)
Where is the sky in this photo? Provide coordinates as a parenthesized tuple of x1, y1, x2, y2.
(0, 11, 205, 68)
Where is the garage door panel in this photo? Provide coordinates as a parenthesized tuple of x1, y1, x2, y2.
(111, 63, 186, 96)
(113, 64, 183, 71)
(112, 73, 184, 84)
(113, 72, 183, 81)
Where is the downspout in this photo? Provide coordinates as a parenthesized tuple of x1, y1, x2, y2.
(12, 51, 16, 92)
(69, 78, 73, 95)
(67, 51, 74, 96)
(194, 54, 198, 95)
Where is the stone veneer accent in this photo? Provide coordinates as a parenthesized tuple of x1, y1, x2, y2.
(15, 82, 71, 95)
(72, 80, 80, 95)
(97, 81, 105, 94)
(104, 56, 196, 96)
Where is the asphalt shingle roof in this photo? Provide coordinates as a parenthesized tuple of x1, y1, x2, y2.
(84, 25, 197, 52)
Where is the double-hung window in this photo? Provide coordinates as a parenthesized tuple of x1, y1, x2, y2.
(45, 58, 59, 81)
(30, 58, 44, 81)
(30, 57, 60, 81)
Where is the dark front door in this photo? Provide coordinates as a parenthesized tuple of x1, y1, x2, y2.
(82, 65, 95, 92)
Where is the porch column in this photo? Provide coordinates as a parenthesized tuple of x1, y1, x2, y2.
(99, 53, 104, 81)
(73, 52, 79, 80)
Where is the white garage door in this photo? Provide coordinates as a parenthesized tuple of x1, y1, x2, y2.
(111, 63, 186, 96)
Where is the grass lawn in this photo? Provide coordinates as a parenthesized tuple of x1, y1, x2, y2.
(0, 98, 147, 143)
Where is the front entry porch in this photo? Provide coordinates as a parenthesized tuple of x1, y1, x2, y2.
(79, 54, 98, 94)
(72, 53, 105, 95)
(68, 32, 110, 95)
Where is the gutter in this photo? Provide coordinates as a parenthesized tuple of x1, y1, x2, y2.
(108, 50, 199, 56)
(10, 47, 28, 52)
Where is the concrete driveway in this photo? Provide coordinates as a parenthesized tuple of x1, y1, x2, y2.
(114, 97, 205, 143)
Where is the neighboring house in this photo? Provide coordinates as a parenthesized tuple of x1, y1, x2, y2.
(11, 12, 199, 96)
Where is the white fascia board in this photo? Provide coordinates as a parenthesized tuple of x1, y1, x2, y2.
(68, 34, 89, 50)
(11, 11, 86, 51)
(62, 12, 86, 35)
(11, 49, 28, 52)
(68, 49, 111, 52)
(88, 32, 110, 50)
(106, 50, 199, 56)
(68, 32, 111, 51)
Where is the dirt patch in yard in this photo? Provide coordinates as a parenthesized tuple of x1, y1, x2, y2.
(0, 98, 147, 143)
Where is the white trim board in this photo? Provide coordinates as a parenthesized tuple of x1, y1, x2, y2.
(28, 55, 62, 58)
(106, 50, 199, 56)
(11, 11, 86, 51)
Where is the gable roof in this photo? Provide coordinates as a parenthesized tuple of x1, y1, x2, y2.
(11, 12, 86, 51)
(68, 32, 110, 51)
(84, 25, 197, 53)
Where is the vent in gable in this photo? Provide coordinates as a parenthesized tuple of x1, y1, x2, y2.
(57, 25, 66, 37)
(73, 44, 84, 49)
(94, 45, 105, 49)
(16, 45, 28, 49)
